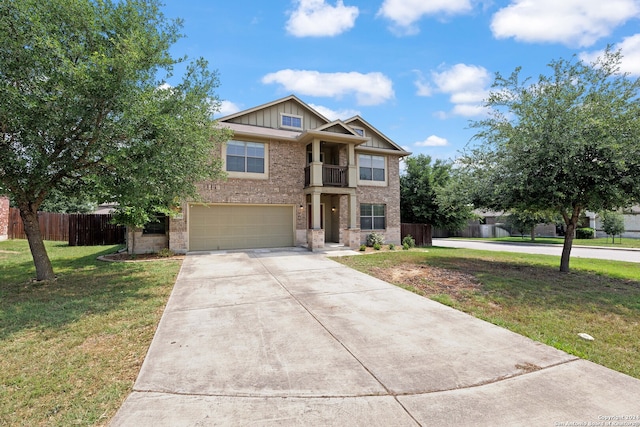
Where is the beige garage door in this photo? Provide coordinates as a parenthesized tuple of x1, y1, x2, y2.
(189, 204, 295, 251)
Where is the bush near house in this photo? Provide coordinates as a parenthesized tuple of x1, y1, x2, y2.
(576, 228, 595, 239)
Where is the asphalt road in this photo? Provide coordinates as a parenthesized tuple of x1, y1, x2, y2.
(432, 238, 640, 263)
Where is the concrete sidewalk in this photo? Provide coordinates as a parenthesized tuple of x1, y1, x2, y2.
(111, 249, 640, 426)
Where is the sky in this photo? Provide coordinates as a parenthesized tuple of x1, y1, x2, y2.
(161, 0, 640, 161)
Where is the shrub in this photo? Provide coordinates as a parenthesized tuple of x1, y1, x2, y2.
(388, 243, 395, 250)
(576, 227, 595, 239)
(402, 242, 410, 250)
(359, 244, 366, 251)
(156, 248, 174, 257)
(366, 232, 385, 247)
(373, 242, 381, 250)
(402, 235, 416, 248)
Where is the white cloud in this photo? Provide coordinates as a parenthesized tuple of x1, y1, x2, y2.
(286, 0, 359, 37)
(308, 103, 360, 120)
(418, 63, 491, 118)
(580, 34, 640, 75)
(262, 69, 394, 105)
(215, 100, 241, 117)
(415, 135, 449, 147)
(491, 0, 640, 47)
(414, 80, 433, 96)
(377, 0, 473, 35)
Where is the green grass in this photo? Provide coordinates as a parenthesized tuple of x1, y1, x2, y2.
(335, 248, 640, 379)
(455, 236, 640, 248)
(0, 240, 180, 426)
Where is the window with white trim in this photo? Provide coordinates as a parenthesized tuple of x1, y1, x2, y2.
(351, 126, 365, 136)
(280, 113, 303, 130)
(359, 154, 385, 181)
(226, 140, 265, 173)
(360, 204, 386, 230)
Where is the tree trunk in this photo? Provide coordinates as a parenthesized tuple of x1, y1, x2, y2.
(530, 227, 536, 242)
(20, 207, 55, 281)
(560, 207, 581, 273)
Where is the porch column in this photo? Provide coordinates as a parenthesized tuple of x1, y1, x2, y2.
(311, 191, 321, 229)
(348, 143, 357, 188)
(307, 190, 324, 251)
(348, 192, 357, 229)
(310, 138, 323, 187)
(343, 192, 361, 249)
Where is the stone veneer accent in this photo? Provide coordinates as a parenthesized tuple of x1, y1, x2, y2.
(0, 196, 9, 241)
(307, 229, 325, 251)
(127, 229, 169, 254)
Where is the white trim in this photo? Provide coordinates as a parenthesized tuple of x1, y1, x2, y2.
(279, 112, 303, 130)
(350, 126, 365, 137)
(223, 140, 269, 180)
(357, 154, 388, 187)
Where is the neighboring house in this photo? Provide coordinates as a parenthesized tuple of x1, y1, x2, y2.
(129, 95, 410, 254)
(589, 207, 640, 239)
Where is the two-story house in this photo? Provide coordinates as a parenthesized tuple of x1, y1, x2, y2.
(130, 95, 409, 253)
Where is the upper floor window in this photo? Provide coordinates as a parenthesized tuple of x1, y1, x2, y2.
(359, 154, 385, 181)
(226, 140, 265, 173)
(280, 113, 303, 130)
(351, 126, 365, 136)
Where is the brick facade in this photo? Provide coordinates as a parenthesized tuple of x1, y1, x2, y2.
(356, 155, 402, 245)
(0, 196, 9, 241)
(130, 96, 408, 254)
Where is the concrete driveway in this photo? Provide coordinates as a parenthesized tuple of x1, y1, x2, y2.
(111, 248, 640, 426)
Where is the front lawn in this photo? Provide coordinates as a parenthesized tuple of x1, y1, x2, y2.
(0, 240, 180, 426)
(335, 248, 640, 379)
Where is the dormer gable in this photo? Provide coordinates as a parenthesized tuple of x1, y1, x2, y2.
(218, 95, 329, 132)
(344, 116, 406, 153)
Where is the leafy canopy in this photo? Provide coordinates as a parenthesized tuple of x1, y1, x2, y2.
(460, 49, 640, 271)
(0, 0, 231, 280)
(400, 154, 473, 231)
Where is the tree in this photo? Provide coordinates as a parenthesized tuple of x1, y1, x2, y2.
(600, 211, 625, 243)
(460, 49, 640, 272)
(400, 154, 473, 232)
(503, 209, 556, 241)
(0, 0, 231, 281)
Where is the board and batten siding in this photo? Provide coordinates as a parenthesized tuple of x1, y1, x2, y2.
(227, 100, 325, 131)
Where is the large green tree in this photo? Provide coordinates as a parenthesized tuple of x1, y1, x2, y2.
(400, 154, 473, 232)
(0, 0, 231, 280)
(460, 49, 640, 272)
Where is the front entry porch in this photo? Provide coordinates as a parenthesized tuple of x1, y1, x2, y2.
(305, 188, 360, 251)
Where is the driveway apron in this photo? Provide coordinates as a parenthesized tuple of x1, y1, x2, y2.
(111, 249, 640, 426)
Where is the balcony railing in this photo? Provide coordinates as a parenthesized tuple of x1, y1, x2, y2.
(304, 164, 348, 187)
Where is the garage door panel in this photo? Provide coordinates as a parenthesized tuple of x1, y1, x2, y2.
(189, 205, 294, 251)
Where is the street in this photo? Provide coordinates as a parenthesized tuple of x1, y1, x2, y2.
(432, 238, 640, 263)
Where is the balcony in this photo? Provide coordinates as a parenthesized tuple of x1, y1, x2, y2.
(305, 164, 348, 187)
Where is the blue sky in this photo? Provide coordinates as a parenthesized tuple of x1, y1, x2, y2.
(161, 0, 640, 161)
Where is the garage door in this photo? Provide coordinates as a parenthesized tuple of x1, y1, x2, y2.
(189, 204, 295, 251)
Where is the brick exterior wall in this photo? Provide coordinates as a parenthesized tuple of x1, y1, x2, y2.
(0, 196, 9, 241)
(356, 155, 402, 245)
(136, 138, 403, 253)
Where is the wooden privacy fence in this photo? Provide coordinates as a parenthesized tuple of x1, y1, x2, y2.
(8, 208, 125, 246)
(68, 213, 125, 246)
(9, 208, 69, 241)
(401, 223, 432, 247)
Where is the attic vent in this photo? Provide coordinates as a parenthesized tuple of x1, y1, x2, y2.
(280, 113, 303, 130)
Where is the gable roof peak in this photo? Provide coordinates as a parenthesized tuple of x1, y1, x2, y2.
(218, 94, 331, 124)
